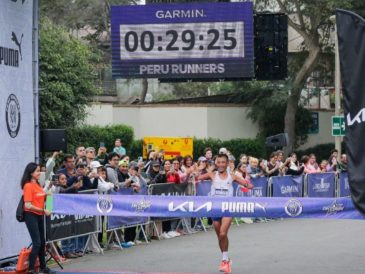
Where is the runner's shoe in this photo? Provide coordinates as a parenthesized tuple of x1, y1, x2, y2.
(219, 259, 232, 273)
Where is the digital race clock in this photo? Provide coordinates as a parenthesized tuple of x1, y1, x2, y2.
(111, 2, 254, 80)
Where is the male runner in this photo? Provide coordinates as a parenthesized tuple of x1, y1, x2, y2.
(198, 153, 253, 273)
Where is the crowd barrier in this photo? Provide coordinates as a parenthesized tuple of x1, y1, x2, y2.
(45, 189, 102, 257)
(106, 186, 150, 249)
(194, 172, 350, 199)
(147, 182, 193, 239)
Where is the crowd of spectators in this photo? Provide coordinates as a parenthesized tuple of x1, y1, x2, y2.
(39, 138, 348, 261)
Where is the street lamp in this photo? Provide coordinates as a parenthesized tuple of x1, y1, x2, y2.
(330, 15, 342, 158)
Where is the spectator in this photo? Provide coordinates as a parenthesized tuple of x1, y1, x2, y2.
(181, 155, 193, 173)
(95, 145, 108, 164)
(75, 146, 86, 159)
(258, 159, 267, 176)
(219, 147, 228, 155)
(338, 154, 348, 172)
(266, 152, 280, 177)
(105, 152, 120, 188)
(148, 160, 162, 184)
(235, 162, 250, 180)
(165, 160, 180, 184)
(21, 163, 53, 274)
(67, 163, 94, 191)
(172, 158, 187, 183)
(93, 166, 114, 193)
(239, 154, 248, 165)
(57, 155, 76, 179)
(228, 154, 236, 173)
(44, 173, 81, 194)
(144, 150, 158, 173)
(196, 156, 208, 182)
(204, 147, 213, 161)
(285, 153, 304, 176)
(85, 147, 96, 167)
(248, 157, 264, 178)
(304, 154, 321, 174)
(320, 160, 330, 172)
(113, 138, 126, 156)
(328, 149, 338, 171)
(117, 159, 130, 186)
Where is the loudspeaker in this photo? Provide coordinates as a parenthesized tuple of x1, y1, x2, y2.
(40, 129, 67, 152)
(265, 133, 288, 148)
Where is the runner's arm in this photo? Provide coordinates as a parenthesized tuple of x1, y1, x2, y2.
(197, 171, 214, 182)
(232, 174, 253, 189)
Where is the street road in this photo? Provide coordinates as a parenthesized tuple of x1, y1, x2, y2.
(59, 219, 365, 273)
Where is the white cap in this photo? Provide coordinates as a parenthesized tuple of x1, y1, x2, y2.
(219, 147, 228, 155)
(90, 161, 102, 169)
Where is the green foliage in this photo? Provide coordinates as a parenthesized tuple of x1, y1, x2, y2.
(67, 125, 134, 155)
(129, 139, 144, 161)
(193, 138, 267, 161)
(39, 18, 101, 129)
(295, 142, 346, 162)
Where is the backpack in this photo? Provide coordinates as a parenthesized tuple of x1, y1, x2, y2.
(16, 195, 25, 222)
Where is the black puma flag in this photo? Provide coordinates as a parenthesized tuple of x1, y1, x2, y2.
(336, 9, 365, 214)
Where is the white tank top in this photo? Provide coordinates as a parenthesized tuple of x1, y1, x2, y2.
(210, 171, 234, 197)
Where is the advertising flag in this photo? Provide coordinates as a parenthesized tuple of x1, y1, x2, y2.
(336, 9, 365, 214)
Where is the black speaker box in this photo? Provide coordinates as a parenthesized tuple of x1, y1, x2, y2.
(40, 129, 67, 152)
(265, 133, 288, 148)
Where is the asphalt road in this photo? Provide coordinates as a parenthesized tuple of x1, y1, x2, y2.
(58, 219, 365, 274)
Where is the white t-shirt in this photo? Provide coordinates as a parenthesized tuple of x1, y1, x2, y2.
(210, 171, 234, 197)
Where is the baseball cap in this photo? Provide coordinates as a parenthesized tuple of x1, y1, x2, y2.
(151, 160, 160, 166)
(90, 161, 102, 169)
(118, 159, 129, 166)
(219, 147, 228, 155)
(198, 156, 207, 162)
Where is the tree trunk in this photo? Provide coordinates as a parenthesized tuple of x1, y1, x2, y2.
(284, 46, 321, 154)
(140, 78, 148, 104)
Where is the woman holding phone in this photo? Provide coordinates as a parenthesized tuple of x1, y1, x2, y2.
(21, 162, 54, 274)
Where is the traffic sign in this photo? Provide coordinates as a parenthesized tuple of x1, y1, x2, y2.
(332, 116, 345, 136)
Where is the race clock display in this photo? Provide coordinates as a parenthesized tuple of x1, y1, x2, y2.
(111, 2, 253, 79)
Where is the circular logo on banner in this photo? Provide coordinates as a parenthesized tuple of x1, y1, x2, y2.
(284, 199, 303, 217)
(5, 94, 21, 138)
(96, 196, 113, 214)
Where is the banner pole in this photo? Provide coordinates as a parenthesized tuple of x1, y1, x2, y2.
(32, 0, 40, 163)
(330, 15, 343, 157)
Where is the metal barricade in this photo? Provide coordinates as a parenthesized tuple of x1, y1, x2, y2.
(147, 182, 191, 239)
(45, 189, 103, 258)
(105, 186, 150, 249)
(305, 172, 336, 198)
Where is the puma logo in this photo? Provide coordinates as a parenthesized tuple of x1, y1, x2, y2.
(11, 32, 23, 60)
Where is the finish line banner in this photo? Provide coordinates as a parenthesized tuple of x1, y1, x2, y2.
(47, 194, 365, 220)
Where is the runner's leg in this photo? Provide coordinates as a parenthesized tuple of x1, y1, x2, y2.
(213, 219, 223, 252)
(219, 217, 232, 253)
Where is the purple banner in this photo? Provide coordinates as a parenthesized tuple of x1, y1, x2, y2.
(271, 176, 303, 197)
(233, 177, 268, 197)
(111, 2, 254, 79)
(307, 173, 336, 198)
(107, 187, 149, 230)
(49, 194, 365, 220)
(339, 172, 350, 197)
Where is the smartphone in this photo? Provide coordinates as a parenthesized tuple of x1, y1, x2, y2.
(51, 174, 59, 181)
(100, 142, 105, 148)
(138, 156, 143, 162)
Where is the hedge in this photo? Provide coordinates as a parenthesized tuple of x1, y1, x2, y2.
(67, 125, 134, 155)
(295, 142, 346, 162)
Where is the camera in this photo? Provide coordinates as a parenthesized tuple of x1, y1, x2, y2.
(51, 174, 59, 181)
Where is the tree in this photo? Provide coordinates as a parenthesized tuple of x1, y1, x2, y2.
(255, 0, 365, 153)
(39, 18, 101, 128)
